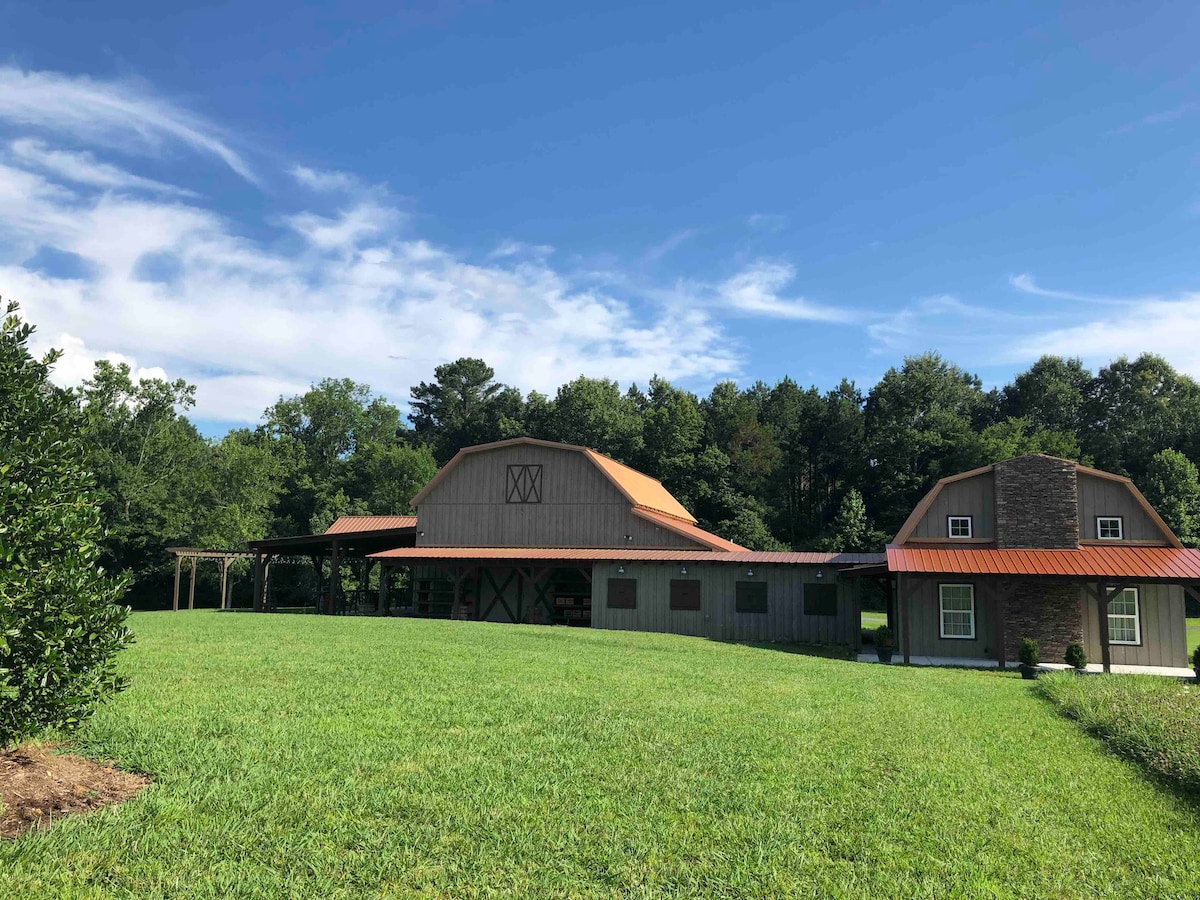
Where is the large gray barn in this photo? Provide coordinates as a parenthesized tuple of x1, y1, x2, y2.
(368, 437, 876, 646)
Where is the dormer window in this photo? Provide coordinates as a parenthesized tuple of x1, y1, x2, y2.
(1097, 517, 1123, 540)
(947, 516, 973, 539)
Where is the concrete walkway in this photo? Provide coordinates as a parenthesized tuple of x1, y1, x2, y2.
(856, 653, 1194, 678)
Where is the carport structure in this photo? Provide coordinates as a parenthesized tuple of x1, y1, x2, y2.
(246, 516, 418, 613)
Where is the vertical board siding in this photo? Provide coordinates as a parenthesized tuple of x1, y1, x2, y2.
(903, 578, 997, 658)
(1076, 474, 1168, 543)
(590, 563, 856, 645)
(1081, 583, 1186, 668)
(417, 444, 698, 548)
(911, 473, 995, 540)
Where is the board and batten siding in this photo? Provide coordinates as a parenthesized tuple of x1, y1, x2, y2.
(590, 562, 858, 645)
(1076, 473, 1169, 543)
(417, 443, 699, 548)
(900, 578, 998, 658)
(909, 472, 995, 540)
(1081, 583, 1187, 668)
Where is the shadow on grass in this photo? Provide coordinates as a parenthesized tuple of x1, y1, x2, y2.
(712, 639, 857, 661)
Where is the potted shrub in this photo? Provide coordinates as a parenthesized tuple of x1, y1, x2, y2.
(874, 625, 895, 663)
(1018, 637, 1040, 680)
(1064, 643, 1087, 674)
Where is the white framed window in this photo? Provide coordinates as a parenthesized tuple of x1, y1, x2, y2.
(1107, 587, 1140, 645)
(1096, 516, 1123, 540)
(939, 583, 976, 639)
(947, 516, 973, 539)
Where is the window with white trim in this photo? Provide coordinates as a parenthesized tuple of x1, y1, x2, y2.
(1107, 587, 1140, 645)
(939, 584, 975, 639)
(947, 516, 973, 539)
(1096, 517, 1123, 540)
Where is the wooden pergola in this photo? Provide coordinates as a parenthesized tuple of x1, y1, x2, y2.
(168, 547, 257, 611)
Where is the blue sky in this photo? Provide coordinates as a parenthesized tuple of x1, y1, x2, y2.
(1, 1, 1199, 435)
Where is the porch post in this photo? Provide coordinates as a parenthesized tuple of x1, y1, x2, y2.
(1097, 580, 1112, 674)
(994, 581, 1007, 670)
(220, 557, 230, 610)
(900, 573, 911, 665)
(173, 553, 182, 611)
(378, 563, 387, 614)
(330, 541, 341, 615)
(188, 556, 197, 610)
(252, 552, 264, 611)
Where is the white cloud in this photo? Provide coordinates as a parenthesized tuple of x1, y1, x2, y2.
(1014, 294, 1200, 375)
(290, 164, 359, 193)
(0, 66, 254, 182)
(10, 139, 195, 196)
(643, 228, 697, 264)
(717, 261, 853, 322)
(0, 74, 747, 424)
(1009, 273, 1127, 305)
(488, 239, 555, 259)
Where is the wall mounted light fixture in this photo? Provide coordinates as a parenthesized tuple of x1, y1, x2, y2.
(680, 566, 688, 575)
(746, 568, 754, 577)
(618, 565, 625, 575)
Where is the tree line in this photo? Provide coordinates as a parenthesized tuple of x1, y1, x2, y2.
(68, 341, 1200, 607)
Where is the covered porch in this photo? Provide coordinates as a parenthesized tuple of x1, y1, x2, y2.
(848, 545, 1200, 674)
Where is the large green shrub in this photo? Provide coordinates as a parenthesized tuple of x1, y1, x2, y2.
(1018, 637, 1039, 667)
(0, 301, 131, 749)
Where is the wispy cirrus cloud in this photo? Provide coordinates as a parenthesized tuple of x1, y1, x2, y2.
(717, 261, 854, 323)
(1009, 272, 1128, 306)
(0, 67, 761, 424)
(10, 138, 196, 196)
(0, 66, 254, 182)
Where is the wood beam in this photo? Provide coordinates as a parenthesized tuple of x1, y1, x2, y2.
(173, 554, 182, 612)
(252, 552, 264, 612)
(188, 557, 197, 610)
(220, 557, 231, 610)
(1097, 580, 1112, 674)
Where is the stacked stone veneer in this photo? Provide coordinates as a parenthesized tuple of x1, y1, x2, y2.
(994, 455, 1079, 549)
(990, 456, 1085, 659)
(1004, 583, 1082, 661)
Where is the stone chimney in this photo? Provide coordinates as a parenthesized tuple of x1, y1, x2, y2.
(993, 455, 1078, 549)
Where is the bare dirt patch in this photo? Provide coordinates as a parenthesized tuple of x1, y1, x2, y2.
(1, 742, 148, 838)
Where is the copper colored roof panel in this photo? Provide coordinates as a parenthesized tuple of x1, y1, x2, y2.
(886, 545, 1200, 580)
(370, 546, 885, 565)
(631, 507, 748, 551)
(324, 515, 418, 535)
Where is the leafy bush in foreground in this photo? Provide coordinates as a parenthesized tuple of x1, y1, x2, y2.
(0, 301, 131, 749)
(1036, 672, 1200, 798)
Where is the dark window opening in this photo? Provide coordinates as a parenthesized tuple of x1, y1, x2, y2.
(804, 583, 838, 617)
(607, 578, 636, 609)
(670, 579, 701, 611)
(736, 581, 768, 614)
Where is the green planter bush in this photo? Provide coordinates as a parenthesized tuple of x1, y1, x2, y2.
(874, 625, 894, 663)
(1065, 643, 1087, 672)
(1019, 637, 1040, 680)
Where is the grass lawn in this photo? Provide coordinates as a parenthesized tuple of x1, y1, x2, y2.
(1188, 617, 1199, 659)
(860, 609, 887, 630)
(4, 612, 1200, 898)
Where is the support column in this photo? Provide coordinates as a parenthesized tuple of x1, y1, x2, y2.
(994, 581, 1008, 670)
(253, 552, 264, 612)
(173, 554, 182, 611)
(1097, 580, 1112, 674)
(378, 564, 388, 614)
(188, 557, 197, 610)
(899, 573, 911, 665)
(329, 542, 341, 615)
(220, 558, 231, 610)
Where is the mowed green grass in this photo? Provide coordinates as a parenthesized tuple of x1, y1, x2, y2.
(861, 610, 887, 630)
(4, 613, 1200, 899)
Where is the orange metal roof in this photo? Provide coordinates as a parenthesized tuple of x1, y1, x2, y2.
(324, 515, 418, 535)
(370, 546, 883, 565)
(631, 507, 747, 551)
(583, 449, 696, 522)
(409, 437, 697, 523)
(886, 545, 1200, 580)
